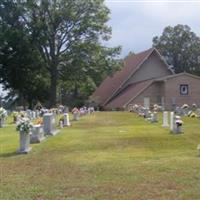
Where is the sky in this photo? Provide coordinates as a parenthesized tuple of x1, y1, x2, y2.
(104, 0, 200, 57)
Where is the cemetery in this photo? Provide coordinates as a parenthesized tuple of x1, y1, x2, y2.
(1, 104, 200, 199)
(1, 1, 200, 199)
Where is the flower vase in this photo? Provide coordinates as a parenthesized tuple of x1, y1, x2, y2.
(18, 132, 32, 153)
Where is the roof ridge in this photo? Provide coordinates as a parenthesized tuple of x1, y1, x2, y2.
(155, 72, 200, 81)
(124, 47, 154, 62)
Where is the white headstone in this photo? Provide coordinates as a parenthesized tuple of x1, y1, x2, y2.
(26, 110, 32, 119)
(173, 116, 183, 134)
(144, 97, 150, 109)
(63, 113, 70, 126)
(144, 108, 151, 118)
(32, 111, 36, 119)
(59, 120, 63, 128)
(73, 112, 80, 121)
(151, 112, 158, 123)
(170, 112, 174, 131)
(0, 117, 5, 128)
(162, 111, 169, 127)
(18, 132, 32, 154)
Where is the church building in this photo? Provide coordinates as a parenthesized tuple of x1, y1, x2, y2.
(92, 48, 200, 110)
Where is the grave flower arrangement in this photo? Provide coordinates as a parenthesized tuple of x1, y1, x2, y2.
(0, 107, 7, 119)
(175, 119, 183, 127)
(72, 107, 79, 114)
(12, 111, 19, 123)
(16, 117, 33, 134)
(189, 112, 197, 118)
(35, 118, 43, 125)
(181, 104, 189, 109)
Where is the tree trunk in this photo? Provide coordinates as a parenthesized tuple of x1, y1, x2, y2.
(19, 92, 26, 110)
(73, 83, 78, 98)
(49, 66, 58, 108)
(28, 98, 33, 110)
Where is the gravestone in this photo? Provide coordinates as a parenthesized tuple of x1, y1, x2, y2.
(26, 110, 32, 119)
(162, 111, 169, 127)
(150, 112, 158, 123)
(43, 113, 59, 136)
(63, 113, 70, 126)
(144, 108, 151, 118)
(64, 106, 69, 113)
(144, 97, 150, 109)
(35, 110, 40, 118)
(30, 125, 45, 143)
(0, 118, 5, 127)
(18, 133, 32, 154)
(32, 111, 36, 119)
(173, 115, 183, 134)
(170, 112, 175, 131)
(73, 112, 80, 121)
(196, 108, 200, 118)
(59, 120, 63, 128)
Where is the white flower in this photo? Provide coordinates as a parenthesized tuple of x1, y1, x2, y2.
(16, 117, 33, 134)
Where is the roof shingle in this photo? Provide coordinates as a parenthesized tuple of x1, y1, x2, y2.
(105, 79, 153, 108)
(92, 48, 154, 105)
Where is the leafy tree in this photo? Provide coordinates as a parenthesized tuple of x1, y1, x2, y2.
(26, 0, 120, 107)
(124, 51, 135, 60)
(59, 42, 121, 106)
(0, 0, 49, 108)
(0, 0, 121, 108)
(153, 24, 200, 74)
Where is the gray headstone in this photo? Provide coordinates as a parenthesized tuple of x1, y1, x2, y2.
(162, 111, 169, 127)
(30, 125, 45, 143)
(43, 113, 59, 136)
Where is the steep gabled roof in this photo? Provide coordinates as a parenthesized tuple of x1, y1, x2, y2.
(105, 79, 153, 109)
(92, 48, 154, 106)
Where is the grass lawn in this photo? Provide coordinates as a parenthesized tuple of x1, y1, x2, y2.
(1, 112, 200, 200)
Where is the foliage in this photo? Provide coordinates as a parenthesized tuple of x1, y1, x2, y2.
(16, 117, 33, 134)
(0, 0, 50, 108)
(153, 24, 200, 74)
(25, 0, 121, 106)
(0, 0, 121, 108)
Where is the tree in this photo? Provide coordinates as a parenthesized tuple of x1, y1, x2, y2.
(152, 24, 200, 74)
(59, 43, 121, 106)
(26, 0, 120, 107)
(0, 0, 121, 108)
(124, 51, 135, 60)
(0, 0, 48, 108)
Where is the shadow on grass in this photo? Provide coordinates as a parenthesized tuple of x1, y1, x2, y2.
(0, 151, 22, 158)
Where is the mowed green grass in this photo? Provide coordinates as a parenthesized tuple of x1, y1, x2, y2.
(1, 112, 200, 200)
